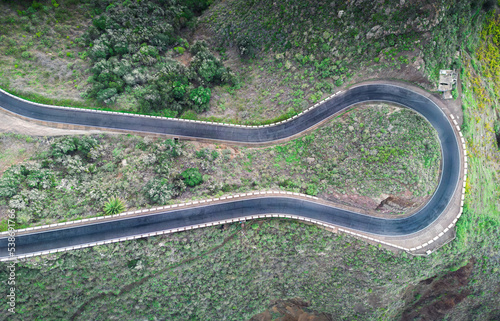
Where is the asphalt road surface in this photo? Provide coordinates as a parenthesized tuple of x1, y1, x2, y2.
(0, 84, 460, 258)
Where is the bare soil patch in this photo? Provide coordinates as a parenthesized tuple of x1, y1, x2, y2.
(399, 260, 474, 321)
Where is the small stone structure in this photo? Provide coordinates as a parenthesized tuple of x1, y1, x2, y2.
(438, 70, 457, 99)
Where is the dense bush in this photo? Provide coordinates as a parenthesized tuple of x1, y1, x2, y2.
(181, 168, 203, 187)
(181, 0, 213, 18)
(145, 139, 183, 174)
(84, 0, 232, 115)
(140, 139, 187, 203)
(25, 167, 56, 190)
(143, 177, 185, 204)
(189, 40, 233, 85)
(50, 135, 99, 159)
(0, 166, 23, 198)
(190, 86, 212, 112)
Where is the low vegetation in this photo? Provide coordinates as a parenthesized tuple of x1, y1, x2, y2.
(103, 196, 125, 215)
(2, 45, 499, 319)
(0, 0, 233, 117)
(454, 12, 500, 253)
(199, 0, 488, 123)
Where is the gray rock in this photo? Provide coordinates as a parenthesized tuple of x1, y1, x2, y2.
(366, 25, 382, 40)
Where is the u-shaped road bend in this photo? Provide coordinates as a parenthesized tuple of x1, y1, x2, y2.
(0, 84, 461, 259)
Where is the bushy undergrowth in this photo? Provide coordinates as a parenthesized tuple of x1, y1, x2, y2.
(0, 0, 491, 124)
(83, 0, 233, 114)
(272, 106, 440, 199)
(0, 221, 451, 320)
(0, 0, 91, 101)
(143, 177, 185, 205)
(432, 12, 500, 321)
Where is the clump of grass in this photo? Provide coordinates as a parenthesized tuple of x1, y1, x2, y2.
(103, 196, 125, 215)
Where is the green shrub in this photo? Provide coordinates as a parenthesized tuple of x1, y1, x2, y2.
(51, 137, 77, 158)
(306, 184, 319, 196)
(309, 91, 323, 103)
(160, 139, 182, 158)
(189, 87, 211, 112)
(21, 51, 32, 59)
(172, 81, 187, 100)
(103, 197, 126, 215)
(92, 15, 107, 31)
(181, 168, 203, 187)
(189, 41, 233, 85)
(174, 46, 185, 55)
(144, 178, 175, 204)
(76, 136, 100, 155)
(190, 40, 209, 55)
(96, 88, 118, 103)
(31, 1, 43, 10)
(51, 136, 99, 159)
(26, 169, 56, 190)
(0, 163, 56, 196)
(0, 168, 23, 198)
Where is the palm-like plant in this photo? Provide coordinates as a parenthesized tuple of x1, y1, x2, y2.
(104, 197, 126, 215)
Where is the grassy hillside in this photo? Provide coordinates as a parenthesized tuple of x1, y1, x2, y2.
(0, 0, 489, 123)
(176, 0, 485, 122)
(1, 14, 500, 320)
(0, 1, 500, 321)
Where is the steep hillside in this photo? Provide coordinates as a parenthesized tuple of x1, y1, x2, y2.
(0, 1, 499, 321)
(0, 0, 490, 123)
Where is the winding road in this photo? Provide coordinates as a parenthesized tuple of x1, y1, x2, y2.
(0, 84, 462, 260)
